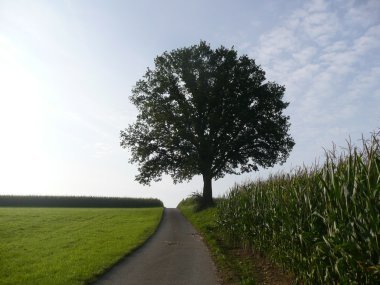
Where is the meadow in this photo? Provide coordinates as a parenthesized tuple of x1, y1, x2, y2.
(0, 207, 163, 285)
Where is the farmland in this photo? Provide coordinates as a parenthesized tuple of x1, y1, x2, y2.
(217, 133, 380, 284)
(179, 132, 380, 284)
(0, 196, 163, 208)
(0, 207, 163, 285)
(178, 199, 259, 284)
(178, 198, 293, 284)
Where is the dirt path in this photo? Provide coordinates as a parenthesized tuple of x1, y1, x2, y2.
(93, 208, 219, 285)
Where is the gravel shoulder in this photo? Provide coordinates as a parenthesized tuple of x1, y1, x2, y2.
(93, 208, 219, 285)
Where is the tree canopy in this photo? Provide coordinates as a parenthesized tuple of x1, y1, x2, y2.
(121, 41, 295, 206)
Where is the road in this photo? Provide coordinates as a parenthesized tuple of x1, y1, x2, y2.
(93, 208, 219, 285)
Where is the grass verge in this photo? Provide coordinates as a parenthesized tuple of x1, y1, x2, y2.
(178, 198, 257, 285)
(0, 207, 163, 285)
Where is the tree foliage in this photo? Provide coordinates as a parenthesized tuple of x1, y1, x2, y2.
(121, 41, 295, 205)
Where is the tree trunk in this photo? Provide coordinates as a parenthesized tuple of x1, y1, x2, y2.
(202, 173, 214, 207)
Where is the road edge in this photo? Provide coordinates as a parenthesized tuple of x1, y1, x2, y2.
(88, 207, 166, 284)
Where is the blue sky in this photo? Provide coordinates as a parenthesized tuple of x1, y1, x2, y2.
(0, 0, 379, 207)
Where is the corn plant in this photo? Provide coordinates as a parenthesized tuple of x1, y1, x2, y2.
(217, 132, 380, 284)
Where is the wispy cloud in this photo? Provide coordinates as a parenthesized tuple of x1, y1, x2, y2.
(246, 0, 380, 165)
(345, 0, 380, 29)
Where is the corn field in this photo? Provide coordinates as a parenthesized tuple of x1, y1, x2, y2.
(217, 132, 380, 284)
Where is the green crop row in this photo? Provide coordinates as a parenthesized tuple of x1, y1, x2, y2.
(0, 195, 163, 208)
(217, 132, 380, 284)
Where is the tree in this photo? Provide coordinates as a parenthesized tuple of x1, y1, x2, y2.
(120, 41, 295, 207)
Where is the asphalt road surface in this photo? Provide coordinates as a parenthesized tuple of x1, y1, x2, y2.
(94, 208, 219, 285)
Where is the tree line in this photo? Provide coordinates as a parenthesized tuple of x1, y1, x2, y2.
(0, 195, 163, 208)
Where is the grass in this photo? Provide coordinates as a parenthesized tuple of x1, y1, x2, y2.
(178, 198, 257, 285)
(0, 207, 163, 285)
(217, 132, 380, 284)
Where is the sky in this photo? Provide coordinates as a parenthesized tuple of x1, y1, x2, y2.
(0, 0, 379, 207)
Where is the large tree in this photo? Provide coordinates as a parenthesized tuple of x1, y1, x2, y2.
(121, 41, 294, 206)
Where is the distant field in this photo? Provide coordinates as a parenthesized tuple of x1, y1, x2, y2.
(0, 207, 163, 285)
(0, 195, 163, 208)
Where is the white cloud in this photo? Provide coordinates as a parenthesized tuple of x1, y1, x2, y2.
(323, 41, 347, 53)
(307, 0, 329, 13)
(302, 11, 340, 45)
(348, 66, 380, 99)
(292, 46, 317, 65)
(255, 27, 297, 66)
(248, 0, 380, 169)
(345, 0, 380, 29)
(353, 24, 380, 53)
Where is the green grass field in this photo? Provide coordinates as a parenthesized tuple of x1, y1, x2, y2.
(0, 207, 163, 285)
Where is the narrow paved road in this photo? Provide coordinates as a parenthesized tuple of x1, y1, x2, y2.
(94, 208, 219, 285)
